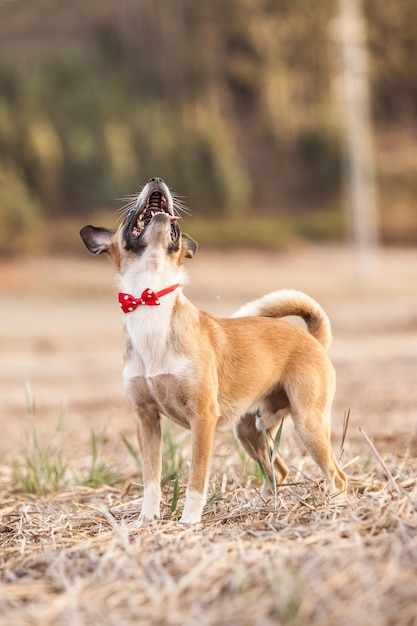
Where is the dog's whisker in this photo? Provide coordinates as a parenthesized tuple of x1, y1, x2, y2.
(173, 201, 191, 212)
(116, 194, 139, 204)
(115, 197, 140, 221)
(116, 204, 136, 217)
(116, 194, 140, 202)
(172, 197, 192, 217)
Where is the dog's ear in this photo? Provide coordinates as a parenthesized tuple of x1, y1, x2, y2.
(80, 225, 115, 255)
(181, 233, 198, 259)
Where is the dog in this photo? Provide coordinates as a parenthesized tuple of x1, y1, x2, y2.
(80, 176, 347, 524)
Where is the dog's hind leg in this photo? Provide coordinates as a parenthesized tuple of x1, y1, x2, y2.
(291, 409, 347, 496)
(235, 412, 289, 500)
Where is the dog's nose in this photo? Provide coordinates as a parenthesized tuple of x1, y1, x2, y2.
(147, 177, 164, 185)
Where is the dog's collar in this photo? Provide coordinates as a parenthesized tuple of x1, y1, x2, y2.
(118, 284, 180, 313)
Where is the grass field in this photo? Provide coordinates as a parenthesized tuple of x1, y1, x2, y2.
(1, 245, 417, 625)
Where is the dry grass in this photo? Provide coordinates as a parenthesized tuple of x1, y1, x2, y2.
(1, 436, 417, 626)
(1, 248, 417, 625)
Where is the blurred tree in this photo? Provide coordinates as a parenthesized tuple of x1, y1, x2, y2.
(364, 0, 417, 120)
(0, 0, 415, 246)
(0, 160, 42, 255)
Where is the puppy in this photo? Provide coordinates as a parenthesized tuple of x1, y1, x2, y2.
(80, 177, 347, 524)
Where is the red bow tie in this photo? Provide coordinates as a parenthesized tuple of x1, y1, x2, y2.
(118, 284, 180, 313)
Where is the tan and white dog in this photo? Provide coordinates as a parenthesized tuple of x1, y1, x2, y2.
(80, 177, 347, 524)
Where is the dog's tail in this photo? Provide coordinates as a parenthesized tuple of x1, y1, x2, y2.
(231, 289, 332, 350)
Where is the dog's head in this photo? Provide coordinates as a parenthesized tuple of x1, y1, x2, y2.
(80, 177, 197, 271)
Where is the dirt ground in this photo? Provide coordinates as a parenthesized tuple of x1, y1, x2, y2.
(1, 244, 417, 456)
(1, 244, 417, 626)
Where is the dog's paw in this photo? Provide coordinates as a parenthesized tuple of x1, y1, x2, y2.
(180, 489, 205, 524)
(127, 513, 159, 532)
(139, 511, 160, 523)
(328, 489, 348, 507)
(248, 481, 275, 507)
(179, 509, 203, 525)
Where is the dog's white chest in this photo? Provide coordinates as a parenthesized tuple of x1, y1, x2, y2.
(123, 308, 190, 378)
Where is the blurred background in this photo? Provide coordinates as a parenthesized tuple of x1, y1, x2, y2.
(1, 0, 417, 463)
(0, 0, 416, 254)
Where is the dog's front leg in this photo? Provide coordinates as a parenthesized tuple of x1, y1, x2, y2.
(181, 416, 217, 524)
(136, 408, 163, 522)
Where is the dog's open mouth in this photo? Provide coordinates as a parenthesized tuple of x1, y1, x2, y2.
(132, 191, 172, 236)
(126, 188, 180, 248)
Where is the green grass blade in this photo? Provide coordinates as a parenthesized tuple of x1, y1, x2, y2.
(170, 475, 180, 514)
(271, 418, 284, 464)
(121, 434, 141, 468)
